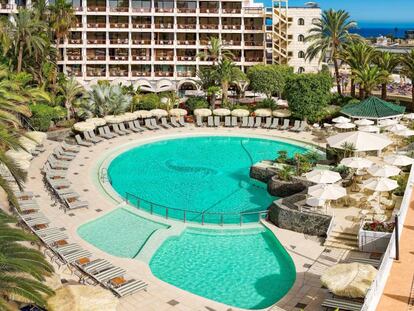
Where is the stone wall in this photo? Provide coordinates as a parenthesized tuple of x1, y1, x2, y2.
(267, 175, 314, 197)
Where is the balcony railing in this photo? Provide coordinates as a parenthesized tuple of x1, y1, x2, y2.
(177, 24, 196, 29)
(155, 55, 173, 61)
(177, 71, 194, 77)
(87, 70, 106, 77)
(154, 23, 173, 29)
(200, 24, 219, 30)
(68, 39, 82, 44)
(199, 8, 219, 13)
(132, 23, 151, 29)
(244, 41, 263, 46)
(110, 23, 128, 28)
(87, 23, 106, 28)
(245, 57, 263, 62)
(132, 39, 151, 45)
(132, 55, 150, 61)
(74, 6, 82, 11)
(244, 25, 263, 30)
(74, 23, 83, 28)
(155, 71, 173, 77)
(155, 7, 173, 13)
(155, 40, 173, 45)
(131, 7, 151, 12)
(177, 56, 196, 61)
(222, 8, 241, 13)
(109, 39, 129, 44)
(68, 71, 82, 77)
(176, 8, 196, 13)
(67, 55, 82, 61)
(177, 40, 196, 45)
(132, 71, 151, 77)
(87, 6, 106, 12)
(222, 40, 241, 46)
(109, 55, 128, 60)
(222, 25, 241, 30)
(109, 70, 128, 76)
(87, 55, 106, 61)
(87, 39, 106, 44)
(244, 7, 263, 14)
(109, 6, 128, 12)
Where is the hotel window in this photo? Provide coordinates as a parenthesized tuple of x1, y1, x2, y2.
(298, 34, 305, 42)
(298, 18, 305, 26)
(298, 51, 305, 59)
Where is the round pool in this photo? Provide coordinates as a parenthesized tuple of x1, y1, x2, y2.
(107, 135, 309, 224)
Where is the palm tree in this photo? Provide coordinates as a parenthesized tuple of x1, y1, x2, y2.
(340, 42, 375, 97)
(400, 50, 414, 109)
(374, 51, 400, 99)
(59, 77, 84, 120)
(353, 65, 386, 99)
(49, 0, 76, 60)
(0, 210, 54, 309)
(11, 9, 48, 73)
(0, 17, 12, 59)
(197, 37, 234, 64)
(306, 9, 359, 96)
(214, 59, 246, 102)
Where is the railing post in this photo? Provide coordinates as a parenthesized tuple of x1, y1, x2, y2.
(150, 203, 153, 214)
(183, 211, 186, 223)
(166, 207, 168, 219)
(125, 193, 129, 204)
(137, 198, 140, 209)
(202, 212, 205, 225)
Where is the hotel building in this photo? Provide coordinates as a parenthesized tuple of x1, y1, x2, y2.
(0, 0, 321, 91)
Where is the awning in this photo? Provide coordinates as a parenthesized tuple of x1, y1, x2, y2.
(341, 96, 406, 120)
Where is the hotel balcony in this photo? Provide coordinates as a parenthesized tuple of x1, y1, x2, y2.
(154, 1, 174, 13)
(131, 5, 151, 13)
(131, 38, 152, 45)
(87, 16, 106, 28)
(155, 65, 174, 77)
(131, 48, 151, 61)
(199, 5, 219, 14)
(66, 65, 82, 77)
(109, 48, 128, 61)
(176, 17, 196, 30)
(177, 33, 196, 46)
(132, 16, 151, 29)
(67, 36, 83, 45)
(154, 33, 174, 45)
(131, 65, 151, 77)
(87, 32, 106, 44)
(86, 48, 106, 61)
(109, 17, 129, 28)
(109, 5, 129, 12)
(199, 19, 219, 30)
(154, 17, 174, 29)
(244, 34, 264, 47)
(177, 49, 196, 62)
(222, 3, 242, 14)
(222, 34, 242, 46)
(67, 48, 82, 61)
(86, 65, 106, 77)
(109, 33, 129, 45)
(155, 50, 174, 61)
(109, 65, 129, 77)
(176, 65, 196, 77)
(87, 0, 106, 12)
(245, 51, 264, 62)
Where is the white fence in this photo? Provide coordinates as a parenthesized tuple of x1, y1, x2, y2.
(361, 164, 414, 311)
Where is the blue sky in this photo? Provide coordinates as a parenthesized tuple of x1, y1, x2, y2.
(287, 0, 414, 26)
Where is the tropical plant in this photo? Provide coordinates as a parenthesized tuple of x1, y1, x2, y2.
(196, 37, 234, 64)
(29, 103, 66, 131)
(215, 59, 246, 102)
(277, 165, 293, 181)
(49, 0, 76, 61)
(185, 96, 209, 113)
(294, 153, 313, 176)
(135, 93, 161, 111)
(58, 76, 84, 120)
(374, 51, 400, 99)
(275, 150, 288, 163)
(10, 9, 48, 73)
(306, 9, 359, 96)
(400, 50, 414, 108)
(340, 142, 356, 158)
(0, 210, 55, 309)
(353, 65, 386, 98)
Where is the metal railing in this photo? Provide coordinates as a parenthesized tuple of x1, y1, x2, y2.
(125, 192, 269, 226)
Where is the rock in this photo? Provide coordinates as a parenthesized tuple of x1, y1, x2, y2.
(267, 175, 314, 197)
(249, 163, 279, 183)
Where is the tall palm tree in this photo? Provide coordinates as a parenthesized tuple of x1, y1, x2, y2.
(353, 65, 386, 99)
(49, 0, 76, 60)
(11, 9, 48, 73)
(374, 51, 400, 99)
(0, 210, 54, 309)
(340, 41, 375, 97)
(400, 50, 414, 109)
(59, 76, 84, 120)
(214, 59, 246, 102)
(197, 37, 234, 65)
(306, 9, 359, 96)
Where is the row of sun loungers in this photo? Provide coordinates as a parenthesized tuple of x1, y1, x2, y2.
(75, 117, 187, 147)
(13, 190, 147, 298)
(196, 116, 308, 132)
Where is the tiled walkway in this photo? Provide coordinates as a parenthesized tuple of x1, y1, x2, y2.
(377, 190, 414, 311)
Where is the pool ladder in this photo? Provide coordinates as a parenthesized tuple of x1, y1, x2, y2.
(100, 167, 111, 184)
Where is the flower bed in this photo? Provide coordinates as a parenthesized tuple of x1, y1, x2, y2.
(359, 221, 394, 253)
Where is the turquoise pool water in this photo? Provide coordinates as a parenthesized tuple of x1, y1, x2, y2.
(150, 227, 296, 309)
(77, 208, 168, 258)
(108, 136, 308, 224)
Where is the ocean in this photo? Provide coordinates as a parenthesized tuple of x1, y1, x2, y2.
(350, 27, 413, 39)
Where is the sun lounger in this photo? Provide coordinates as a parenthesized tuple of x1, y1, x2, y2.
(47, 157, 70, 170)
(119, 123, 133, 134)
(150, 118, 161, 130)
(80, 259, 114, 274)
(18, 202, 40, 212)
(87, 131, 104, 143)
(269, 118, 279, 129)
(43, 163, 67, 178)
(253, 117, 262, 128)
(213, 116, 220, 127)
(280, 119, 290, 130)
(231, 116, 238, 127)
(64, 198, 89, 210)
(112, 123, 127, 135)
(46, 176, 71, 189)
(92, 267, 126, 284)
(170, 117, 180, 128)
(224, 116, 231, 127)
(55, 146, 77, 158)
(196, 116, 204, 127)
(40, 231, 69, 245)
(133, 120, 145, 132)
(247, 116, 255, 128)
(18, 198, 38, 206)
(321, 298, 363, 311)
(98, 127, 113, 139)
(104, 126, 118, 137)
(295, 121, 307, 132)
(35, 227, 63, 236)
(21, 212, 46, 221)
(53, 243, 82, 254)
(110, 279, 148, 297)
(207, 116, 214, 127)
(240, 117, 248, 128)
(59, 191, 80, 201)
(158, 117, 170, 129)
(75, 135, 93, 147)
(62, 142, 80, 153)
(262, 117, 272, 129)
(290, 120, 301, 132)
(53, 149, 75, 162)
(24, 217, 50, 227)
(62, 249, 92, 264)
(127, 121, 143, 133)
(178, 116, 186, 127)
(144, 118, 156, 130)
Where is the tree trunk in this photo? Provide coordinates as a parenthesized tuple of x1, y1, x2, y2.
(360, 88, 365, 99)
(65, 102, 71, 120)
(381, 83, 387, 100)
(17, 45, 23, 73)
(412, 86, 414, 112)
(222, 82, 228, 102)
(333, 58, 342, 96)
(350, 79, 356, 97)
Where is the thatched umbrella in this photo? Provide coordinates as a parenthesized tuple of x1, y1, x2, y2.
(213, 108, 231, 116)
(194, 108, 212, 117)
(85, 118, 106, 127)
(26, 131, 47, 144)
(273, 109, 291, 117)
(150, 109, 168, 118)
(254, 109, 272, 117)
(169, 108, 188, 116)
(104, 115, 124, 124)
(231, 109, 250, 117)
(73, 121, 96, 132)
(133, 110, 152, 119)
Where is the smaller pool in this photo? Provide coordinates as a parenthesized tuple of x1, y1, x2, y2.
(77, 208, 169, 258)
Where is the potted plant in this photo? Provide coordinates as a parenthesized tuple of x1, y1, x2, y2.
(358, 221, 394, 253)
(391, 173, 408, 205)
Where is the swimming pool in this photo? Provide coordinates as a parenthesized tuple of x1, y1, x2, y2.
(77, 208, 169, 258)
(150, 227, 296, 309)
(107, 136, 308, 224)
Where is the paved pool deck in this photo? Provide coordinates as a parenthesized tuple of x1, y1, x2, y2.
(16, 126, 352, 311)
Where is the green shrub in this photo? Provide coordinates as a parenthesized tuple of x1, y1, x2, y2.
(256, 98, 277, 110)
(330, 94, 358, 107)
(137, 93, 161, 110)
(185, 96, 209, 113)
(29, 104, 66, 131)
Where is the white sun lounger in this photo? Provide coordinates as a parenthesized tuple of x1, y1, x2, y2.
(75, 135, 93, 147)
(262, 117, 272, 129)
(247, 116, 255, 128)
(231, 116, 238, 127)
(53, 150, 75, 162)
(18, 198, 38, 206)
(280, 119, 290, 130)
(224, 116, 231, 127)
(240, 117, 248, 127)
(98, 127, 113, 139)
(290, 120, 301, 132)
(112, 123, 127, 135)
(160, 117, 171, 129)
(119, 123, 133, 134)
(196, 116, 204, 127)
(15, 191, 34, 199)
(150, 118, 161, 130)
(35, 227, 63, 236)
(19, 202, 40, 212)
(295, 121, 307, 132)
(253, 117, 262, 128)
(178, 116, 186, 127)
(104, 126, 119, 137)
(144, 118, 156, 130)
(53, 243, 82, 255)
(92, 267, 126, 284)
(81, 259, 114, 274)
(110, 279, 148, 297)
(170, 117, 180, 128)
(85, 131, 103, 143)
(55, 146, 77, 158)
(25, 217, 50, 227)
(62, 250, 92, 264)
(207, 116, 214, 127)
(64, 198, 89, 210)
(269, 118, 279, 129)
(62, 142, 80, 153)
(213, 116, 220, 127)
(47, 158, 70, 170)
(20, 212, 46, 221)
(127, 121, 143, 133)
(43, 163, 67, 178)
(41, 231, 69, 245)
